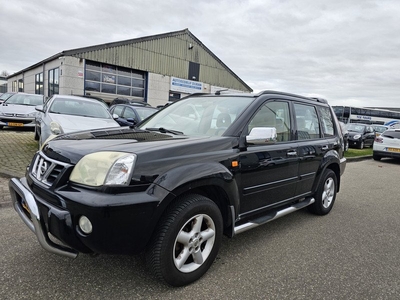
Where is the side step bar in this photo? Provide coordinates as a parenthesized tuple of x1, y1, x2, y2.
(234, 197, 315, 235)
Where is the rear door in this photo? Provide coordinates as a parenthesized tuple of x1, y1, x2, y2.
(294, 103, 332, 196)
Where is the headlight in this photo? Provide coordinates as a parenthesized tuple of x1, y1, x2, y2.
(50, 121, 63, 135)
(70, 152, 136, 186)
(26, 112, 39, 118)
(353, 134, 361, 139)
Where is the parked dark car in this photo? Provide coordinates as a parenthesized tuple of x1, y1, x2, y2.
(109, 103, 158, 126)
(110, 97, 152, 107)
(9, 90, 346, 287)
(346, 123, 376, 149)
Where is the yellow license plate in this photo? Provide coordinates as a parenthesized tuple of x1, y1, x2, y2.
(388, 148, 400, 153)
(8, 122, 23, 127)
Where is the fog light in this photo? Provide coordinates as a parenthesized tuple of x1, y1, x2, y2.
(79, 216, 93, 234)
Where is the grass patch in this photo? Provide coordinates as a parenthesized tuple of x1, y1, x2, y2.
(344, 147, 373, 158)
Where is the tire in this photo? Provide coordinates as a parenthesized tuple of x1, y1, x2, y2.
(309, 169, 337, 215)
(358, 141, 364, 149)
(373, 154, 382, 161)
(146, 194, 223, 287)
(34, 126, 39, 141)
(0, 125, 3, 129)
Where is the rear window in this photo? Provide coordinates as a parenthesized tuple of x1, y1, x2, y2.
(382, 131, 400, 139)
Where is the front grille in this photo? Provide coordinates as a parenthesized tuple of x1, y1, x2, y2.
(31, 152, 72, 186)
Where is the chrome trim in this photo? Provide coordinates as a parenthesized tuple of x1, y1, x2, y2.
(234, 197, 315, 235)
(31, 152, 72, 186)
(9, 177, 78, 259)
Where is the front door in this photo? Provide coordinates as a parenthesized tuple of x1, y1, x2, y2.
(238, 100, 299, 215)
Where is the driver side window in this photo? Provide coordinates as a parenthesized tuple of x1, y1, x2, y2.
(248, 101, 291, 142)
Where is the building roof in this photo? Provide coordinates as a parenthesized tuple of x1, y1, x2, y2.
(9, 29, 252, 92)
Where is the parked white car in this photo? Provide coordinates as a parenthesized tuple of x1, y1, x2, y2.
(0, 93, 44, 129)
(373, 129, 400, 161)
(35, 95, 120, 147)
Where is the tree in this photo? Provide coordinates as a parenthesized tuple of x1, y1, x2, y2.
(1, 70, 10, 77)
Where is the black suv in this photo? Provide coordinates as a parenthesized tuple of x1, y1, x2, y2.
(9, 90, 346, 286)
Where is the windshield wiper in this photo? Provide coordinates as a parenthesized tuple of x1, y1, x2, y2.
(146, 127, 184, 135)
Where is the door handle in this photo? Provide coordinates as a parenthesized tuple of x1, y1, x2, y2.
(287, 150, 297, 157)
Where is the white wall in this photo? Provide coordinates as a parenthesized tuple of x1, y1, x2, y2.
(59, 56, 85, 96)
(147, 73, 171, 107)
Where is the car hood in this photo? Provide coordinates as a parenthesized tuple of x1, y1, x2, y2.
(50, 113, 120, 133)
(42, 127, 234, 165)
(0, 104, 37, 114)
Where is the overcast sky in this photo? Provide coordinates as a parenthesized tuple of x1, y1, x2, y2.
(1, 0, 400, 107)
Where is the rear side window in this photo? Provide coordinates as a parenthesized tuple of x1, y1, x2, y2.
(382, 131, 400, 139)
(293, 103, 320, 140)
(112, 105, 124, 116)
(317, 106, 335, 137)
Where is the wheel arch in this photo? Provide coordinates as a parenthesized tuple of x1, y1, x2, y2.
(312, 152, 342, 194)
(147, 162, 240, 242)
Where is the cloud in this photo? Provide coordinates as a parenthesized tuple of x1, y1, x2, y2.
(1, 0, 400, 107)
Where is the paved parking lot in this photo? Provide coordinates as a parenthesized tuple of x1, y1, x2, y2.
(1, 127, 400, 299)
(1, 158, 400, 299)
(0, 128, 38, 208)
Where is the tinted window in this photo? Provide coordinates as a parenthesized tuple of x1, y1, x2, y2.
(122, 107, 136, 119)
(294, 103, 320, 140)
(112, 105, 124, 116)
(382, 131, 400, 139)
(317, 106, 335, 137)
(248, 101, 291, 142)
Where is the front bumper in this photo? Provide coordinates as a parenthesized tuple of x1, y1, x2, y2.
(9, 176, 166, 258)
(0, 117, 36, 127)
(9, 177, 78, 258)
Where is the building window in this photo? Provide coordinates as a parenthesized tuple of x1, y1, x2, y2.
(35, 73, 44, 94)
(85, 61, 146, 99)
(48, 68, 59, 96)
(18, 79, 24, 92)
(12, 80, 17, 92)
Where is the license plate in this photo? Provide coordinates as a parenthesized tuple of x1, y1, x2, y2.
(7, 122, 23, 127)
(387, 147, 400, 153)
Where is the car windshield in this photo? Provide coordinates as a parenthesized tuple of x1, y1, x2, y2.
(5, 94, 43, 106)
(346, 124, 365, 133)
(0, 93, 14, 100)
(49, 98, 112, 119)
(139, 96, 254, 136)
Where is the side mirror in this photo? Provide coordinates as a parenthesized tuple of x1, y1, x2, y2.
(246, 127, 277, 145)
(126, 118, 137, 125)
(112, 113, 119, 119)
(35, 105, 44, 113)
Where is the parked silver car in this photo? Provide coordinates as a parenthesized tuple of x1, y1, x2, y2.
(35, 95, 121, 146)
(0, 93, 44, 129)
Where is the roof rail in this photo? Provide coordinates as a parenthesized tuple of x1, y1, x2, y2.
(256, 90, 328, 103)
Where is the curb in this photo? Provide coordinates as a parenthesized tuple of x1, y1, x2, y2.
(345, 155, 373, 162)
